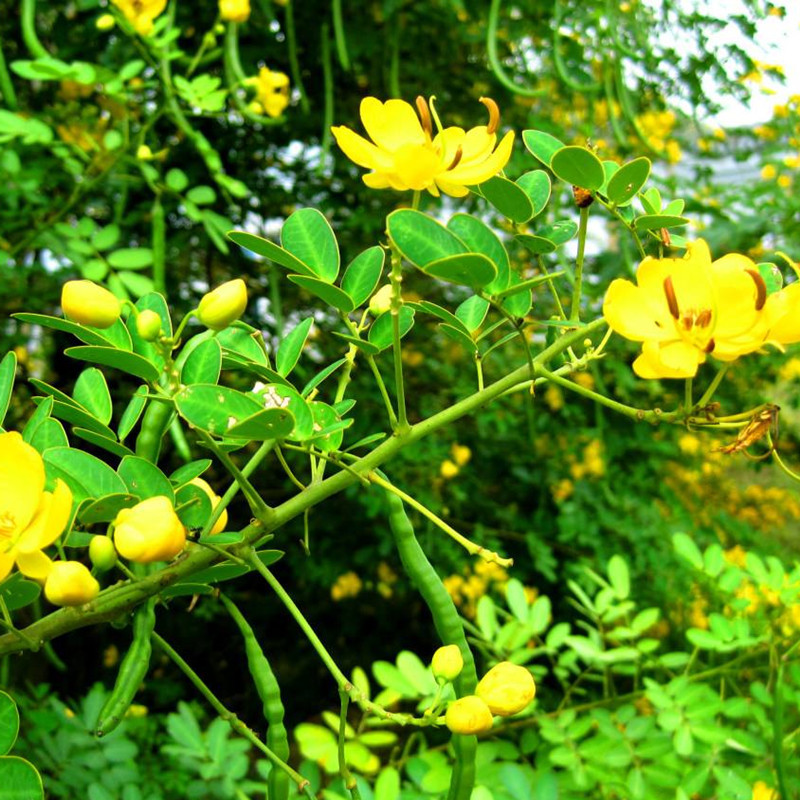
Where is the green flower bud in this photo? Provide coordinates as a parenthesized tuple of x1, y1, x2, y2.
(136, 309, 162, 341)
(197, 279, 248, 331)
(431, 644, 463, 683)
(89, 535, 117, 572)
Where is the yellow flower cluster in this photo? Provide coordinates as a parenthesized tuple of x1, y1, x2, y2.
(440, 442, 472, 480)
(331, 571, 363, 601)
(568, 439, 605, 480)
(636, 110, 682, 162)
(246, 68, 291, 118)
(111, 0, 166, 35)
(443, 561, 517, 618)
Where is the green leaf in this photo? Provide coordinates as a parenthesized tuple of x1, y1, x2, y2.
(516, 170, 552, 218)
(757, 262, 783, 295)
(166, 168, 189, 192)
(633, 214, 690, 231)
(175, 385, 264, 437)
(72, 368, 112, 425)
(12, 313, 112, 347)
(640, 187, 661, 214)
(73, 428, 134, 458)
(606, 157, 651, 205)
(181, 339, 222, 385)
(170, 460, 212, 486)
(118, 456, 174, 502)
(455, 296, 489, 333)
(422, 253, 497, 289)
(522, 130, 565, 166)
(281, 208, 340, 282)
(505, 579, 528, 622)
(538, 220, 579, 245)
(368, 308, 415, 351)
(79, 494, 138, 524)
(253, 384, 314, 440)
(0, 574, 41, 612)
(225, 408, 296, 440)
(44, 447, 127, 502)
(37, 397, 116, 439)
(118, 386, 148, 443)
(107, 248, 153, 270)
(175, 483, 213, 529)
(341, 247, 384, 307)
(407, 301, 470, 334)
(308, 402, 349, 451)
(0, 756, 44, 799)
(477, 175, 534, 223)
(387, 209, 467, 267)
(447, 214, 510, 294)
(217, 325, 268, 364)
(276, 318, 314, 377)
(228, 231, 316, 277)
(515, 234, 556, 255)
(301, 358, 348, 398)
(440, 324, 476, 352)
(288, 275, 355, 312)
(64, 346, 160, 382)
(608, 555, 630, 599)
(117, 271, 154, 297)
(0, 693, 19, 756)
(25, 411, 68, 454)
(550, 146, 605, 190)
(0, 352, 16, 429)
(186, 185, 216, 205)
(673, 533, 703, 569)
(529, 596, 552, 634)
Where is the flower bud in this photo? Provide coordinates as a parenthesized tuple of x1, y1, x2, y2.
(44, 561, 100, 606)
(219, 0, 251, 22)
(197, 279, 248, 331)
(440, 460, 459, 479)
(136, 144, 153, 160)
(450, 443, 471, 467)
(432, 645, 463, 683)
(89, 535, 117, 572)
(61, 280, 121, 329)
(96, 13, 116, 30)
(136, 309, 162, 341)
(190, 477, 228, 535)
(369, 285, 393, 315)
(445, 696, 493, 735)
(476, 662, 536, 716)
(113, 496, 187, 564)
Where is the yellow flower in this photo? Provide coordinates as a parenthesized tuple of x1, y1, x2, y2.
(111, 0, 167, 35)
(0, 433, 73, 581)
(197, 279, 248, 330)
(445, 695, 494, 734)
(190, 478, 228, 534)
(440, 460, 460, 479)
(44, 561, 100, 606)
(450, 443, 472, 467)
(61, 280, 121, 329)
(544, 385, 563, 411)
(603, 239, 793, 379)
(678, 434, 701, 455)
(331, 96, 515, 197)
(247, 68, 290, 118)
(777, 175, 792, 189)
(476, 662, 536, 716)
(331, 571, 362, 601)
(96, 13, 116, 30)
(113, 496, 187, 563)
(219, 0, 250, 22)
(368, 285, 393, 314)
(752, 781, 777, 800)
(761, 164, 777, 180)
(431, 645, 464, 682)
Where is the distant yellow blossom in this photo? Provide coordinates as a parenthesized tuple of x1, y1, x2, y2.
(450, 443, 472, 467)
(440, 460, 460, 479)
(331, 571, 362, 601)
(247, 68, 290, 118)
(111, 0, 166, 35)
(761, 164, 777, 180)
(777, 175, 792, 189)
(219, 0, 250, 22)
(678, 434, 702, 455)
(752, 781, 777, 800)
(723, 545, 747, 567)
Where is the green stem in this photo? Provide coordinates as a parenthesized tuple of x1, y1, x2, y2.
(338, 689, 360, 798)
(152, 632, 313, 798)
(21, 0, 48, 58)
(388, 243, 409, 433)
(270, 266, 284, 339)
(151, 195, 166, 296)
(283, 0, 309, 112)
(537, 256, 568, 319)
(695, 363, 729, 409)
(317, 23, 334, 175)
(773, 660, 788, 800)
(331, 0, 351, 71)
(552, 0, 601, 92)
(570, 206, 589, 322)
(387, 15, 401, 97)
(366, 356, 398, 428)
(0, 37, 18, 109)
(486, 0, 545, 97)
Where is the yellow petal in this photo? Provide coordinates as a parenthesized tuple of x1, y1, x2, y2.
(0, 553, 15, 581)
(658, 340, 706, 374)
(18, 479, 73, 553)
(768, 282, 800, 344)
(392, 143, 440, 191)
(362, 172, 392, 189)
(17, 550, 54, 581)
(0, 432, 46, 534)
(444, 130, 514, 185)
(433, 127, 467, 166)
(710, 254, 763, 339)
(331, 126, 394, 171)
(360, 98, 425, 151)
(458, 126, 496, 164)
(603, 279, 672, 341)
(633, 341, 701, 379)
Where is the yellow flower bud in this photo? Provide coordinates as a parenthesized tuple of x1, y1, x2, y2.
(44, 561, 100, 606)
(197, 279, 248, 331)
(113, 496, 187, 563)
(450, 443, 472, 467)
(190, 477, 228, 534)
(476, 662, 536, 716)
(136, 309, 162, 341)
(61, 280, 121, 329)
(219, 0, 251, 22)
(89, 535, 117, 571)
(137, 144, 153, 160)
(432, 645, 464, 682)
(445, 695, 494, 734)
(369, 285, 393, 315)
(440, 460, 459, 479)
(96, 13, 116, 30)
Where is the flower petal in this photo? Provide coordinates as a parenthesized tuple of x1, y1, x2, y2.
(392, 144, 441, 191)
(768, 282, 800, 344)
(18, 479, 73, 553)
(360, 98, 426, 151)
(17, 550, 53, 581)
(444, 131, 515, 184)
(603, 279, 673, 341)
(633, 340, 701, 379)
(331, 126, 394, 171)
(0, 432, 45, 535)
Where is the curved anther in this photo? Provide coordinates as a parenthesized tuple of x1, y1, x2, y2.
(416, 96, 433, 138)
(745, 268, 767, 310)
(479, 96, 500, 134)
(447, 146, 464, 171)
(663, 276, 680, 320)
(705, 338, 716, 354)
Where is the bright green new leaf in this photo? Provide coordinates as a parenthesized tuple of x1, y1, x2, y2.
(281, 208, 340, 282)
(276, 317, 314, 377)
(522, 130, 565, 166)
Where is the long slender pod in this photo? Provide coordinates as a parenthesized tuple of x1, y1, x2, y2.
(219, 595, 290, 800)
(384, 487, 477, 800)
(95, 597, 157, 736)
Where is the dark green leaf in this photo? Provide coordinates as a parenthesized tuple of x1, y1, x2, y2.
(11, 313, 112, 347)
(422, 253, 497, 289)
(477, 175, 534, 223)
(170, 460, 212, 486)
(341, 247, 384, 307)
(287, 275, 355, 312)
(301, 358, 348, 398)
(225, 408, 296, 440)
(79, 494, 139, 524)
(447, 214, 510, 294)
(387, 210, 467, 267)
(64, 346, 161, 382)
(118, 456, 175, 501)
(73, 428, 134, 458)
(281, 208, 340, 282)
(44, 447, 127, 502)
(368, 308, 415, 351)
(174, 384, 264, 437)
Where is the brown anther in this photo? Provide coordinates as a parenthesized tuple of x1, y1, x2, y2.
(479, 96, 500, 134)
(415, 95, 433, 138)
(704, 338, 716, 353)
(660, 228, 671, 247)
(745, 268, 767, 310)
(696, 309, 712, 328)
(447, 145, 464, 171)
(663, 276, 680, 319)
(573, 186, 594, 208)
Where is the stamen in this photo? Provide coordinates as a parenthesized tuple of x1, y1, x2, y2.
(479, 97, 500, 134)
(705, 338, 716, 353)
(745, 268, 767, 310)
(447, 146, 464, 171)
(416, 96, 433, 138)
(696, 309, 712, 327)
(663, 276, 680, 319)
